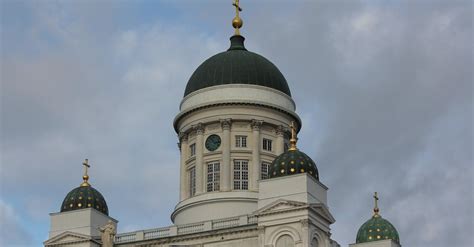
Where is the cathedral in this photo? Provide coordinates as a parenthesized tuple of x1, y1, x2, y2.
(44, 2, 401, 247)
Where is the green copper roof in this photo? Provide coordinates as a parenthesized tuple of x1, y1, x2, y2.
(269, 149, 319, 180)
(184, 35, 291, 97)
(356, 215, 400, 243)
(61, 185, 109, 215)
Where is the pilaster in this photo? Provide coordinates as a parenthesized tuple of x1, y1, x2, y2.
(220, 119, 232, 191)
(251, 119, 263, 190)
(194, 123, 205, 194)
(179, 132, 188, 200)
(275, 125, 285, 155)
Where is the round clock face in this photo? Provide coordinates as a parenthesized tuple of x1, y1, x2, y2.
(205, 134, 221, 151)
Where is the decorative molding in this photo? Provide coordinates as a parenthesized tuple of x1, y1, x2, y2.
(275, 125, 285, 137)
(179, 132, 188, 142)
(174, 102, 301, 134)
(251, 119, 263, 131)
(134, 225, 259, 246)
(44, 231, 101, 246)
(193, 123, 205, 135)
(255, 199, 309, 217)
(220, 118, 232, 130)
(300, 219, 310, 229)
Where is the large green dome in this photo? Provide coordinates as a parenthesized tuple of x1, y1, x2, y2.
(269, 149, 319, 180)
(184, 35, 291, 97)
(356, 215, 400, 243)
(61, 185, 109, 215)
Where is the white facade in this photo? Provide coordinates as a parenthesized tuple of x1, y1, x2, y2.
(45, 208, 117, 247)
(172, 83, 300, 225)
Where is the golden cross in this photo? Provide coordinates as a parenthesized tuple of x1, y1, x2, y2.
(290, 121, 296, 140)
(83, 158, 90, 175)
(373, 192, 380, 216)
(81, 158, 91, 186)
(289, 121, 298, 150)
(232, 0, 243, 35)
(233, 0, 242, 13)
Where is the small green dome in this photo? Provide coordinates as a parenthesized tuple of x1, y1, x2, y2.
(60, 185, 109, 215)
(356, 215, 400, 243)
(184, 35, 291, 97)
(269, 149, 319, 180)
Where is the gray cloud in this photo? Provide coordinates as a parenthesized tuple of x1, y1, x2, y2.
(1, 1, 472, 247)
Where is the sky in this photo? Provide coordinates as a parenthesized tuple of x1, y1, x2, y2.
(0, 0, 472, 246)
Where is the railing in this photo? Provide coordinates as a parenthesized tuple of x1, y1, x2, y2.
(115, 214, 257, 244)
(212, 217, 240, 229)
(115, 232, 136, 243)
(177, 222, 205, 234)
(248, 215, 258, 224)
(144, 227, 171, 239)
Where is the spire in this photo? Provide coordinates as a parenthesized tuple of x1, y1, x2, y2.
(81, 159, 91, 187)
(373, 192, 380, 217)
(232, 0, 243, 35)
(289, 121, 298, 151)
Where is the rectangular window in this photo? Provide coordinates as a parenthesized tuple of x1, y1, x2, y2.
(207, 162, 220, 192)
(261, 162, 270, 180)
(189, 166, 196, 196)
(189, 143, 196, 157)
(235, 135, 247, 148)
(263, 138, 273, 151)
(233, 160, 249, 190)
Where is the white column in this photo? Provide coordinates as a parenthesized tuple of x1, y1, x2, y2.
(275, 125, 285, 155)
(194, 123, 205, 194)
(251, 120, 263, 190)
(301, 219, 310, 247)
(179, 132, 188, 201)
(220, 119, 232, 191)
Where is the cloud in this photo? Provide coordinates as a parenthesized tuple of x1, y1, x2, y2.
(1, 1, 472, 247)
(0, 200, 34, 246)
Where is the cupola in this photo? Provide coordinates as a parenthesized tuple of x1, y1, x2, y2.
(269, 122, 319, 180)
(356, 192, 400, 244)
(60, 159, 109, 215)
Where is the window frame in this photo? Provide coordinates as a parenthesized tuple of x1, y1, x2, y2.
(235, 135, 247, 148)
(189, 143, 196, 157)
(189, 166, 196, 196)
(261, 162, 270, 180)
(233, 160, 249, 190)
(206, 162, 220, 192)
(263, 138, 273, 151)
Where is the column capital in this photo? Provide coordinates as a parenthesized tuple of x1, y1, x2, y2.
(220, 118, 232, 130)
(300, 219, 310, 228)
(275, 125, 285, 136)
(251, 119, 263, 131)
(193, 123, 205, 135)
(178, 131, 188, 142)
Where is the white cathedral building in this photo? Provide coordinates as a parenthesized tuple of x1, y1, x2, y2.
(44, 2, 401, 247)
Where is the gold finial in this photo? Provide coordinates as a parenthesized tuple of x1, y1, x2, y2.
(373, 192, 380, 217)
(81, 159, 91, 187)
(232, 0, 243, 35)
(289, 121, 298, 151)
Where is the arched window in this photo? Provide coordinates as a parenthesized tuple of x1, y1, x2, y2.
(276, 235, 294, 247)
(311, 238, 319, 247)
